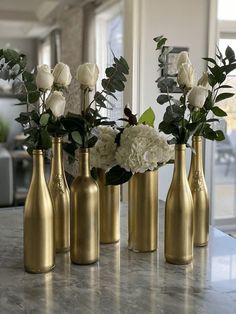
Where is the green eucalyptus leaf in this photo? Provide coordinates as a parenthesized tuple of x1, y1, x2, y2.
(106, 165, 132, 185)
(138, 107, 155, 127)
(113, 57, 129, 75)
(88, 136, 98, 148)
(156, 37, 167, 49)
(28, 90, 40, 103)
(211, 106, 227, 117)
(215, 130, 225, 141)
(105, 67, 116, 77)
(215, 92, 234, 103)
(111, 79, 125, 92)
(225, 46, 235, 63)
(202, 57, 217, 65)
(39, 113, 50, 126)
(71, 131, 82, 145)
(40, 129, 51, 149)
(156, 94, 173, 105)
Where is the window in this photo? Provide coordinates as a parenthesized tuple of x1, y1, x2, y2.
(95, 1, 124, 123)
(211, 2, 236, 230)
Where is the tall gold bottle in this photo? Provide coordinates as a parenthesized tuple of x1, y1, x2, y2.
(165, 145, 193, 265)
(70, 148, 99, 264)
(97, 169, 120, 244)
(24, 150, 55, 273)
(128, 170, 158, 252)
(48, 137, 70, 253)
(188, 136, 209, 247)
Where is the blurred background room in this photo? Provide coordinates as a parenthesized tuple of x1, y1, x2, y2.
(0, 0, 236, 237)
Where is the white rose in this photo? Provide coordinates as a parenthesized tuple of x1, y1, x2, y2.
(76, 63, 99, 88)
(36, 64, 54, 90)
(46, 91, 66, 117)
(197, 71, 209, 88)
(188, 86, 208, 109)
(177, 63, 194, 90)
(52, 62, 72, 87)
(177, 51, 191, 70)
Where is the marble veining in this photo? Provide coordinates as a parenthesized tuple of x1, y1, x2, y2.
(0, 202, 236, 313)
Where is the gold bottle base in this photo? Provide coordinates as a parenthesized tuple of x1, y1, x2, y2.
(100, 239, 120, 245)
(194, 241, 208, 247)
(56, 247, 70, 253)
(25, 264, 55, 274)
(165, 255, 192, 265)
(71, 259, 99, 265)
(128, 247, 157, 253)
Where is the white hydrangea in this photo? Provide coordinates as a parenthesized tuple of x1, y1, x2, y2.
(90, 126, 118, 170)
(115, 124, 174, 174)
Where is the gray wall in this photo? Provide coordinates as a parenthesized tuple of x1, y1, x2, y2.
(124, 0, 210, 200)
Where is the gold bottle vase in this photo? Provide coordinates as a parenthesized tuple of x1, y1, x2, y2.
(188, 136, 209, 247)
(165, 145, 193, 265)
(128, 170, 158, 252)
(48, 137, 70, 253)
(70, 148, 99, 264)
(24, 150, 55, 273)
(97, 169, 120, 244)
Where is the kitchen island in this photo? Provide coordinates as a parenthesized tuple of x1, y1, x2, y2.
(0, 202, 236, 313)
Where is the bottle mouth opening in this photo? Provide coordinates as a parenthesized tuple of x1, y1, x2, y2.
(52, 137, 62, 143)
(175, 144, 186, 150)
(32, 149, 43, 155)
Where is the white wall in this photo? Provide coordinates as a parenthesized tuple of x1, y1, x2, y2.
(124, 0, 210, 200)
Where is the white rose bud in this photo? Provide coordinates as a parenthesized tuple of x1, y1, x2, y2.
(188, 86, 208, 109)
(46, 91, 66, 117)
(36, 64, 54, 90)
(52, 62, 72, 87)
(76, 63, 99, 88)
(177, 63, 194, 90)
(177, 51, 191, 70)
(197, 71, 209, 87)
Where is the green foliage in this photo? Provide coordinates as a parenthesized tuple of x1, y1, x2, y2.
(62, 55, 129, 152)
(138, 107, 155, 127)
(94, 56, 129, 110)
(154, 35, 236, 143)
(106, 165, 132, 185)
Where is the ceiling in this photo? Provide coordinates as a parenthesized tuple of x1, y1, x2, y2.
(0, 0, 83, 38)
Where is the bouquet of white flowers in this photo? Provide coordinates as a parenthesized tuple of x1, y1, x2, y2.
(106, 107, 174, 185)
(90, 126, 118, 171)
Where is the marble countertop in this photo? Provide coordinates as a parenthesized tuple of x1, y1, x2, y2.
(1, 202, 236, 314)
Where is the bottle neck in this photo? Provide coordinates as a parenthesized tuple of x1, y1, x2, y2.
(79, 148, 90, 177)
(51, 137, 64, 174)
(191, 136, 203, 170)
(32, 150, 45, 179)
(173, 144, 187, 179)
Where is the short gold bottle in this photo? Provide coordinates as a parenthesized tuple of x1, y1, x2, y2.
(165, 144, 193, 265)
(188, 136, 209, 247)
(48, 137, 70, 253)
(128, 170, 158, 252)
(97, 169, 120, 244)
(70, 148, 99, 264)
(24, 150, 55, 273)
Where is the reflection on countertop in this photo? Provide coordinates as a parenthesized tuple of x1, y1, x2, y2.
(0, 202, 236, 314)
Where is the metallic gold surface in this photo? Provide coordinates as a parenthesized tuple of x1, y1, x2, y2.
(97, 169, 120, 244)
(188, 136, 209, 247)
(128, 170, 158, 252)
(48, 137, 70, 253)
(70, 148, 99, 264)
(165, 145, 193, 265)
(24, 150, 55, 273)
